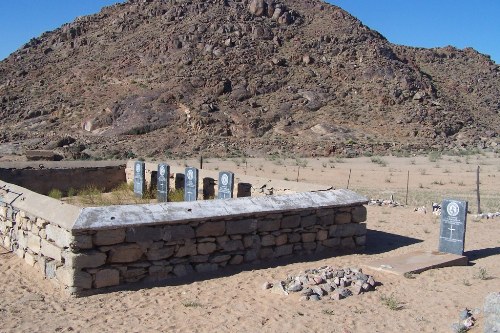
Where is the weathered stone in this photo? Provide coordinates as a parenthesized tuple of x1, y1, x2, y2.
(229, 255, 244, 265)
(173, 264, 194, 277)
(17, 232, 27, 249)
(41, 239, 62, 261)
(93, 229, 125, 246)
(317, 230, 328, 241)
(288, 233, 301, 243)
(148, 265, 172, 280)
(355, 235, 366, 246)
(243, 235, 261, 249)
(211, 255, 231, 263)
(126, 226, 162, 242)
(335, 212, 352, 224)
(244, 250, 258, 262)
(108, 244, 144, 263)
(484, 292, 500, 333)
(27, 233, 41, 254)
(63, 251, 107, 269)
(351, 206, 367, 223)
(323, 238, 340, 248)
(196, 221, 225, 237)
(249, 0, 266, 16)
(275, 244, 293, 257)
(94, 269, 120, 288)
(341, 237, 356, 249)
(226, 219, 257, 235)
(56, 267, 92, 289)
(222, 240, 244, 252)
(123, 268, 146, 282)
(331, 223, 366, 237)
(261, 235, 275, 246)
(301, 215, 317, 228)
(46, 224, 72, 248)
(195, 263, 218, 273)
(24, 252, 36, 266)
(197, 242, 217, 255)
(302, 233, 316, 243)
(146, 247, 175, 260)
(163, 225, 195, 241)
(275, 234, 288, 246)
(175, 242, 198, 257)
(281, 215, 300, 229)
(258, 219, 281, 232)
(303, 242, 317, 251)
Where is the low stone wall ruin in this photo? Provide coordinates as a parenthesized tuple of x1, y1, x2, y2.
(0, 179, 368, 296)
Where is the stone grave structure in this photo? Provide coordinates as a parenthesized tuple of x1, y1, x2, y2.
(218, 171, 235, 199)
(156, 163, 170, 203)
(133, 161, 146, 198)
(184, 167, 199, 201)
(0, 178, 368, 296)
(438, 199, 468, 255)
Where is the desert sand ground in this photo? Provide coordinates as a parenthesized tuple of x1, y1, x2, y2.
(1, 153, 499, 332)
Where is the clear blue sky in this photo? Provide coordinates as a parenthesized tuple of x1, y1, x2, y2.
(0, 1, 498, 64)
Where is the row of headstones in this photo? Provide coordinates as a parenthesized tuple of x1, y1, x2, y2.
(133, 161, 239, 202)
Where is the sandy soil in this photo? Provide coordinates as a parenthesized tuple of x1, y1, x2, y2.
(1, 153, 499, 332)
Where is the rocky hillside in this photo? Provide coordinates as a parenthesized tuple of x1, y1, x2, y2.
(0, 0, 499, 160)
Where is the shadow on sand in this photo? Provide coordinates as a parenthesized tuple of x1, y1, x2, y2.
(466, 247, 500, 261)
(363, 229, 423, 255)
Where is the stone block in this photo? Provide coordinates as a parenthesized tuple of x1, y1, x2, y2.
(191, 255, 209, 263)
(24, 252, 37, 266)
(197, 243, 217, 255)
(46, 224, 72, 248)
(317, 230, 328, 241)
(148, 265, 173, 281)
(123, 268, 146, 282)
(281, 215, 300, 229)
(303, 242, 317, 251)
(302, 233, 316, 243)
(108, 244, 144, 263)
(261, 235, 275, 247)
(211, 255, 231, 263)
(163, 225, 195, 241)
(93, 229, 126, 246)
(63, 251, 107, 269)
(175, 241, 198, 257)
(0, 206, 7, 218)
(355, 235, 366, 246)
(323, 238, 340, 248)
(288, 233, 301, 243)
(15, 248, 25, 259)
(126, 226, 162, 242)
(351, 206, 367, 223)
(71, 234, 93, 249)
(226, 219, 257, 235)
(27, 233, 41, 254)
(331, 223, 366, 237)
(341, 237, 356, 249)
(243, 235, 261, 249)
(275, 244, 293, 257)
(316, 208, 334, 217)
(259, 248, 274, 259)
(229, 255, 244, 265)
(95, 269, 120, 288)
(146, 247, 175, 260)
(41, 239, 62, 261)
(257, 219, 281, 232)
(196, 221, 225, 237)
(320, 214, 335, 226)
(222, 240, 244, 252)
(195, 263, 218, 273)
(173, 264, 194, 277)
(335, 212, 352, 225)
(17, 232, 27, 249)
(56, 267, 92, 289)
(301, 215, 317, 228)
(275, 234, 288, 246)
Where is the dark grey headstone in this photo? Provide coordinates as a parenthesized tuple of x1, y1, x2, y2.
(133, 161, 146, 198)
(218, 171, 235, 199)
(438, 199, 468, 255)
(157, 163, 170, 203)
(184, 167, 199, 201)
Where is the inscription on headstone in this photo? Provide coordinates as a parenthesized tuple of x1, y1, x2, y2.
(133, 161, 146, 198)
(157, 163, 170, 203)
(184, 167, 199, 202)
(438, 199, 468, 255)
(218, 171, 234, 199)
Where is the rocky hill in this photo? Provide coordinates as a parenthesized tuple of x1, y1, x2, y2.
(0, 0, 499, 160)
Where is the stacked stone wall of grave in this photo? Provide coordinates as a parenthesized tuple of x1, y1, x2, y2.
(1, 179, 367, 296)
(0, 181, 82, 293)
(124, 161, 331, 198)
(0, 162, 126, 195)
